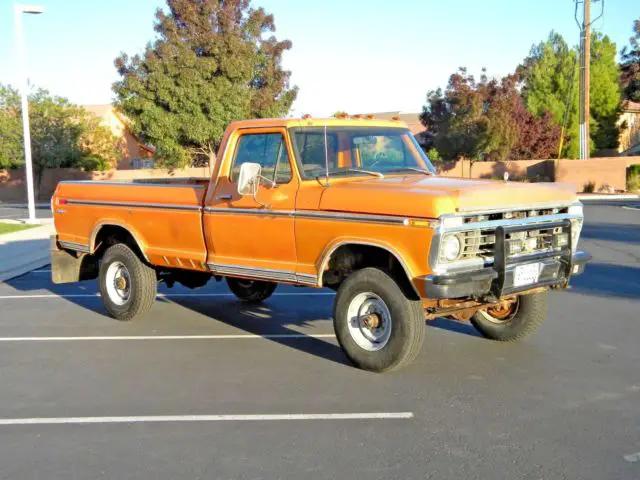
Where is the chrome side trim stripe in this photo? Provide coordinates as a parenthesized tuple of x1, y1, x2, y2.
(203, 207, 294, 217)
(207, 263, 318, 285)
(203, 207, 410, 225)
(60, 181, 206, 189)
(59, 241, 90, 253)
(296, 210, 408, 225)
(66, 199, 201, 212)
(66, 202, 417, 224)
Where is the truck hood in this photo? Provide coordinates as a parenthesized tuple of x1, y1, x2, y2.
(318, 175, 577, 218)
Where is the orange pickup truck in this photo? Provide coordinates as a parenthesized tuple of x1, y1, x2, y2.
(51, 116, 590, 372)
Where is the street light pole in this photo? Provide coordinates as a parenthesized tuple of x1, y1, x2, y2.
(14, 4, 44, 224)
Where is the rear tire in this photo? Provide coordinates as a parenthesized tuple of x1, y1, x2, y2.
(99, 243, 157, 321)
(333, 268, 425, 372)
(470, 292, 548, 342)
(226, 277, 277, 303)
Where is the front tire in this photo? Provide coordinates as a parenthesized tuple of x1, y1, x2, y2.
(99, 243, 157, 321)
(333, 268, 425, 372)
(226, 277, 277, 303)
(470, 292, 548, 342)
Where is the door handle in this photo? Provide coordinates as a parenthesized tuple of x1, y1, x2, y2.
(216, 194, 232, 200)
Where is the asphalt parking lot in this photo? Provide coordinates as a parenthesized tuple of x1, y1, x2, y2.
(0, 201, 638, 479)
(0, 204, 52, 221)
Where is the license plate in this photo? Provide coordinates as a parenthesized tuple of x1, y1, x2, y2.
(513, 263, 541, 287)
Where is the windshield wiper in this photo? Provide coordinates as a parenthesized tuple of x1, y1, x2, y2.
(316, 169, 384, 180)
(385, 167, 435, 176)
(343, 168, 384, 178)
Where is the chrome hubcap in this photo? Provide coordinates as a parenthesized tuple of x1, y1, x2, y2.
(347, 292, 392, 351)
(105, 261, 131, 306)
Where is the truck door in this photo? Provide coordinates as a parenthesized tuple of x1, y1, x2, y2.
(203, 128, 299, 281)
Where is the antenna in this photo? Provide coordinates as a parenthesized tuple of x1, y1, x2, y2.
(324, 125, 330, 187)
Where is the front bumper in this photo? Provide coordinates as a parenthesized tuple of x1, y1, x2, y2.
(424, 251, 591, 299)
(423, 218, 592, 300)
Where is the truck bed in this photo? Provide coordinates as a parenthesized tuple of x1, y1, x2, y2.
(53, 180, 209, 271)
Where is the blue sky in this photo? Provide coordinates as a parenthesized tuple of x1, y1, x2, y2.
(0, 0, 636, 116)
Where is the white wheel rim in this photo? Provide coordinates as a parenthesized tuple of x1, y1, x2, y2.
(346, 292, 392, 351)
(105, 261, 131, 306)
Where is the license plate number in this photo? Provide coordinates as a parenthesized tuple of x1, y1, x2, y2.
(513, 263, 541, 287)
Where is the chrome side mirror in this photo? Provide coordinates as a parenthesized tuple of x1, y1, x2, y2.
(237, 162, 261, 196)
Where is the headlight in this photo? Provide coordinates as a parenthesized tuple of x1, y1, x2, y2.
(441, 234, 462, 262)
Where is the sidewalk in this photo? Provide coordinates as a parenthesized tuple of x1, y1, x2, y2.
(0, 219, 55, 283)
(577, 193, 639, 201)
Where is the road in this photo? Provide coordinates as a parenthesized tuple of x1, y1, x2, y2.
(0, 203, 52, 220)
(0, 201, 638, 479)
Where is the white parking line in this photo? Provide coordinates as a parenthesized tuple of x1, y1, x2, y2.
(622, 206, 640, 211)
(0, 334, 336, 342)
(0, 412, 413, 426)
(0, 292, 335, 300)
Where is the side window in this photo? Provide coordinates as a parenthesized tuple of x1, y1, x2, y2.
(231, 133, 292, 184)
(294, 132, 338, 178)
(357, 135, 407, 168)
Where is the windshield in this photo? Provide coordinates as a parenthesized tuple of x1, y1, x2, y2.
(289, 126, 436, 179)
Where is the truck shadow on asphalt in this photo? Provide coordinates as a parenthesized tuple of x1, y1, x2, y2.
(568, 262, 640, 300)
(580, 222, 640, 244)
(158, 295, 355, 367)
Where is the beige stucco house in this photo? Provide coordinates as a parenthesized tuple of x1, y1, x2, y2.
(619, 100, 640, 156)
(82, 104, 155, 169)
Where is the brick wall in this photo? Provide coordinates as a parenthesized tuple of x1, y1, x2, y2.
(554, 157, 634, 192)
(1, 157, 639, 203)
(438, 157, 640, 192)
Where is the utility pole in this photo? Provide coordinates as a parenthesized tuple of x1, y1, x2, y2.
(579, 0, 591, 160)
(576, 0, 603, 160)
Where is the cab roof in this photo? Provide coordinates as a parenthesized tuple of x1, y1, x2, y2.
(228, 116, 411, 131)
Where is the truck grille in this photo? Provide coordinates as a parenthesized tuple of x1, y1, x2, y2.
(458, 207, 570, 261)
(462, 206, 569, 224)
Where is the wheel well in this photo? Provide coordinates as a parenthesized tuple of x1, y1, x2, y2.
(321, 244, 419, 300)
(93, 225, 146, 262)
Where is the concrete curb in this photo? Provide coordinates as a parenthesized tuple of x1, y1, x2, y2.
(578, 194, 640, 201)
(0, 222, 55, 283)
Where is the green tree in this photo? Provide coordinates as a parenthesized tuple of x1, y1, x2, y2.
(420, 69, 560, 161)
(520, 31, 621, 156)
(0, 85, 23, 169)
(519, 32, 580, 157)
(420, 68, 491, 161)
(0, 84, 118, 195)
(621, 19, 640, 101)
(590, 33, 622, 150)
(113, 0, 298, 168)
